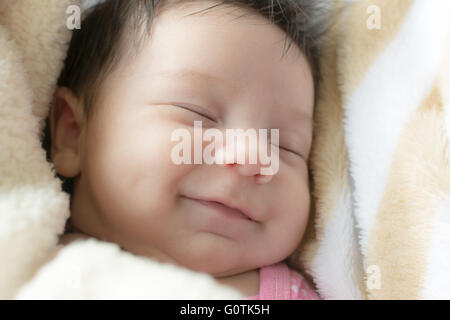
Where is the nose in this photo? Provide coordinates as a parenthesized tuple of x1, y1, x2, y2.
(213, 134, 274, 185)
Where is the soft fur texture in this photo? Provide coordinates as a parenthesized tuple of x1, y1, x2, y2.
(291, 0, 450, 299)
(1, 0, 449, 299)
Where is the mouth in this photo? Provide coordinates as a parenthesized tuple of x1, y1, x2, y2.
(196, 199, 252, 221)
(181, 195, 258, 222)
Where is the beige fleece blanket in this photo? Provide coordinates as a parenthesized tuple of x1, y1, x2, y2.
(292, 0, 450, 299)
(1, 0, 449, 299)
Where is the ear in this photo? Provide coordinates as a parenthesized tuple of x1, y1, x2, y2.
(49, 86, 85, 178)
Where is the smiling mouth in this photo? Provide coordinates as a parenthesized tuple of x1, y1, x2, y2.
(196, 199, 252, 220)
(182, 196, 254, 221)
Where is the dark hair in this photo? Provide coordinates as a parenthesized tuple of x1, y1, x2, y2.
(42, 0, 328, 197)
(60, 0, 327, 117)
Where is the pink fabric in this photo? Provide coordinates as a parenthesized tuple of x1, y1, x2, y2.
(247, 262, 321, 300)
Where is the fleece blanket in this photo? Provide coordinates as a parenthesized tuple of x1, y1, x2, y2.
(0, 0, 449, 299)
(290, 0, 450, 299)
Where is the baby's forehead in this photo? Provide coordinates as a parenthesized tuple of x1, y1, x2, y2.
(130, 19, 312, 101)
(137, 63, 312, 114)
(128, 41, 313, 121)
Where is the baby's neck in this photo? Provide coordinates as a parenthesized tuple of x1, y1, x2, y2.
(214, 269, 260, 297)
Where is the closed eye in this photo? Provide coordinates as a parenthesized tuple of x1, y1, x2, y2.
(281, 147, 302, 157)
(172, 103, 217, 122)
(272, 144, 304, 159)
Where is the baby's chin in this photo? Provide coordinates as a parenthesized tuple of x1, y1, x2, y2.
(174, 253, 258, 278)
(209, 267, 253, 278)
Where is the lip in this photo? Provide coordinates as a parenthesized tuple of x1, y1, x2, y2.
(182, 195, 258, 223)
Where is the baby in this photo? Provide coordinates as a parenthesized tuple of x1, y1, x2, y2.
(44, 0, 323, 299)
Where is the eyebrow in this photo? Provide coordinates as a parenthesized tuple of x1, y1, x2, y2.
(156, 68, 313, 134)
(155, 68, 242, 96)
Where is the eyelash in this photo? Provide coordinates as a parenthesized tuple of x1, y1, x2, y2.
(272, 143, 305, 159)
(174, 104, 303, 159)
(271, 143, 304, 159)
(173, 104, 217, 122)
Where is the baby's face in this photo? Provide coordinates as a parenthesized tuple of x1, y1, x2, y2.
(69, 1, 314, 277)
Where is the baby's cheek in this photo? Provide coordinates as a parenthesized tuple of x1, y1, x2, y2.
(269, 167, 310, 252)
(83, 123, 159, 208)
